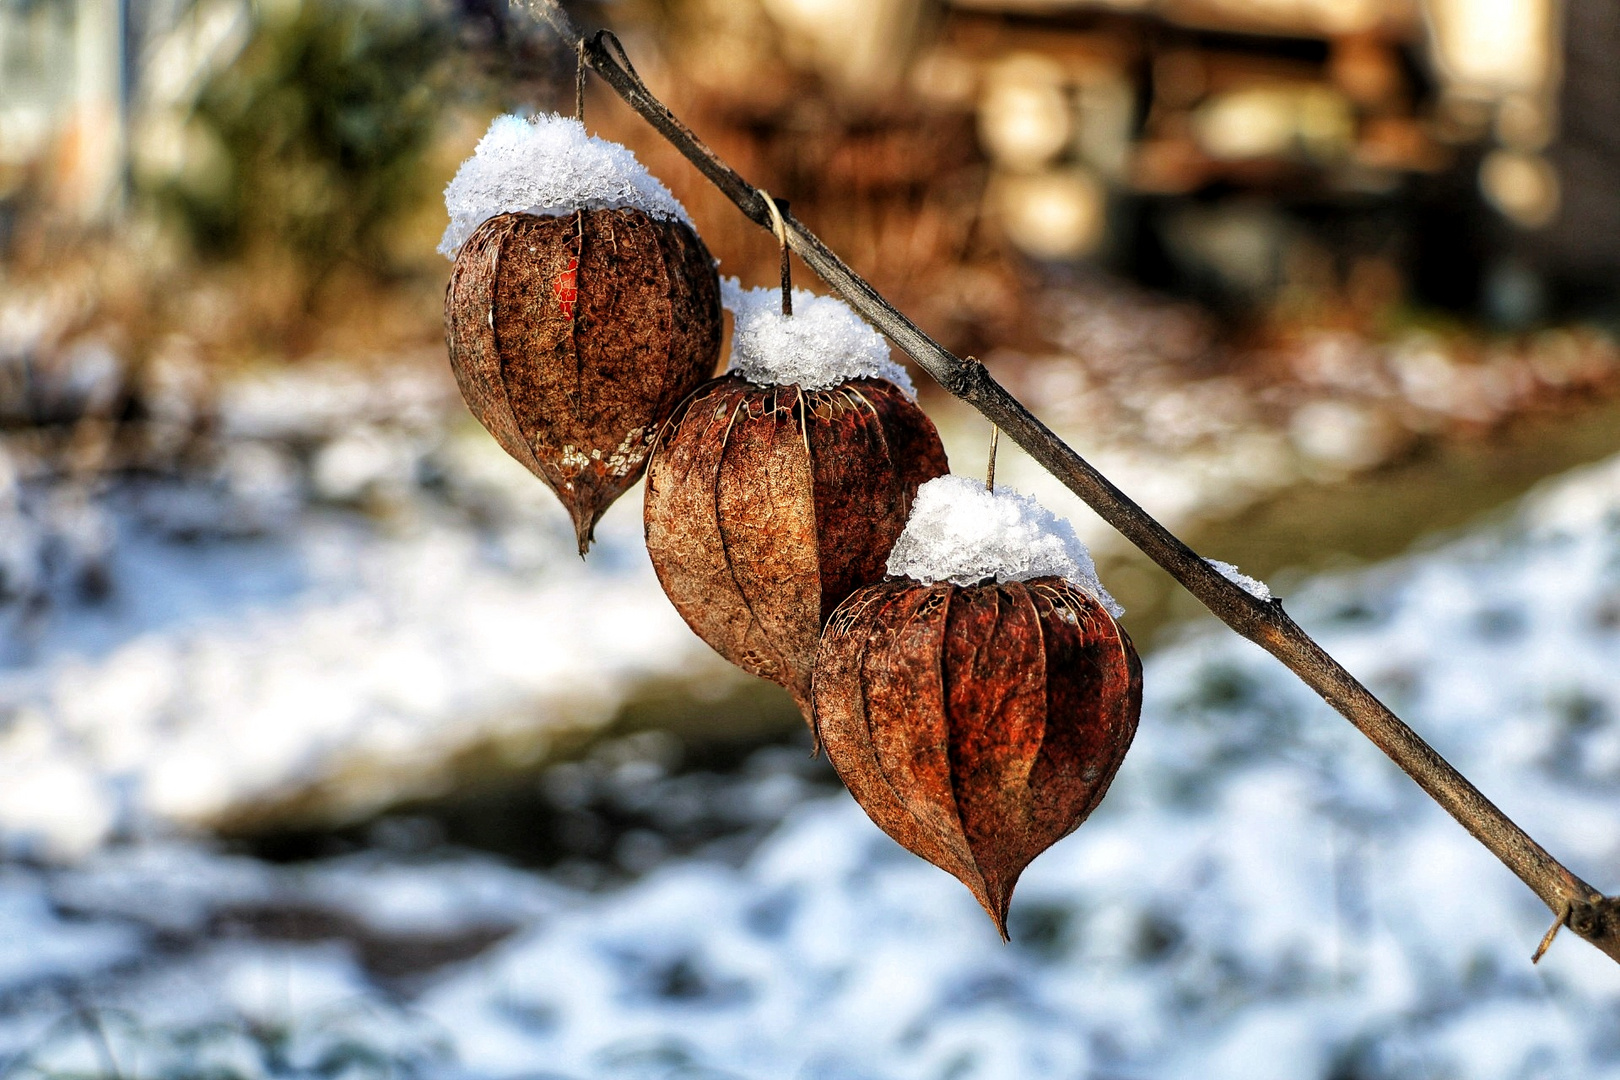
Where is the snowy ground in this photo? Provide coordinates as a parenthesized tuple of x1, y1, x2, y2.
(4, 446, 1620, 1078)
(5, 268, 1618, 850)
(0, 357, 748, 857)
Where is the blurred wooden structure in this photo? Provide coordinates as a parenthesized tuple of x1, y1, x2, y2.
(910, 0, 1571, 303)
(715, 0, 1608, 315)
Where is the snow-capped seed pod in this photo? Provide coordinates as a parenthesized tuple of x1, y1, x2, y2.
(813, 476, 1141, 937)
(441, 114, 721, 554)
(644, 279, 949, 715)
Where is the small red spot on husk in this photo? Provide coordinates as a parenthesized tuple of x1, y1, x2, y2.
(643, 375, 948, 716)
(813, 576, 1142, 937)
(445, 209, 721, 554)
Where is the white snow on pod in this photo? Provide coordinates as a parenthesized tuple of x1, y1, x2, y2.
(722, 278, 915, 396)
(886, 474, 1122, 616)
(439, 113, 691, 258)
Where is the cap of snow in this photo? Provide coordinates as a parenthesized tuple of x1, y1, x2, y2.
(1206, 558, 1273, 601)
(722, 278, 914, 396)
(886, 475, 1122, 616)
(438, 113, 692, 258)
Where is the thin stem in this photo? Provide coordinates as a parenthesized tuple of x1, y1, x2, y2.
(574, 39, 586, 120)
(759, 188, 792, 316)
(518, 0, 1620, 966)
(986, 421, 999, 492)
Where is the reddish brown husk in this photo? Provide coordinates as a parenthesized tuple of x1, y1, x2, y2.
(445, 209, 721, 554)
(644, 375, 948, 714)
(814, 576, 1142, 937)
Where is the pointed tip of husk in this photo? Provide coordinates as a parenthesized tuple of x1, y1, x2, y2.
(570, 505, 601, 558)
(976, 893, 1010, 941)
(969, 873, 1017, 941)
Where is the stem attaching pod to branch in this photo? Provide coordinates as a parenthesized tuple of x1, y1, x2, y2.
(758, 188, 793, 316)
(985, 419, 999, 492)
(574, 38, 586, 121)
(514, 0, 1620, 966)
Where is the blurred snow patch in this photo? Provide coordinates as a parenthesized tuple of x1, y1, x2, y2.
(4, 364, 1620, 1077)
(0, 500, 724, 852)
(217, 358, 450, 441)
(0, 353, 738, 855)
(0, 870, 141, 986)
(1289, 398, 1403, 474)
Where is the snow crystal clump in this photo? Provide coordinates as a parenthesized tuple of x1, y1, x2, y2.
(722, 277, 914, 396)
(1206, 558, 1273, 600)
(438, 113, 691, 258)
(886, 475, 1122, 616)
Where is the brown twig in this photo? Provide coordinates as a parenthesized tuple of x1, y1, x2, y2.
(758, 188, 793, 316)
(985, 420, 999, 492)
(1533, 899, 1572, 964)
(515, 0, 1620, 966)
(573, 39, 586, 121)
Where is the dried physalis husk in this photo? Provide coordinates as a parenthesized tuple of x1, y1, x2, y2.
(814, 576, 1142, 937)
(644, 375, 948, 714)
(445, 208, 721, 553)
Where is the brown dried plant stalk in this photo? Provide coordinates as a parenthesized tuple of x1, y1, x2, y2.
(518, 0, 1620, 966)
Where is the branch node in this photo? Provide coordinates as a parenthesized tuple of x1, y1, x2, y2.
(942, 354, 987, 398)
(593, 28, 641, 84)
(1569, 896, 1613, 939)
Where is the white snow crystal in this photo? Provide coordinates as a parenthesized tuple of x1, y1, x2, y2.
(886, 474, 1122, 615)
(438, 113, 691, 258)
(1206, 558, 1273, 600)
(722, 277, 915, 395)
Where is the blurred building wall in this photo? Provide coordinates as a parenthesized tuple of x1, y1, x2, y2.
(0, 0, 129, 222)
(0, 0, 269, 227)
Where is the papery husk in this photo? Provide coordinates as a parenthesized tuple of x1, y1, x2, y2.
(445, 208, 721, 553)
(814, 576, 1142, 937)
(644, 375, 948, 714)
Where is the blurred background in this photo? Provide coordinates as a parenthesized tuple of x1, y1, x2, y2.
(3, 0, 1620, 1076)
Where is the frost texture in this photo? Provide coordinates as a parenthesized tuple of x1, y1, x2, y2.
(1207, 558, 1273, 600)
(438, 113, 691, 258)
(887, 475, 1122, 615)
(722, 277, 914, 395)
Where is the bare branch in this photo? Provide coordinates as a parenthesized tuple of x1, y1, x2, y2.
(513, 0, 1620, 966)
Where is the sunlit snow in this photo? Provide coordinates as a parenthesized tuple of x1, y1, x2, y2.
(1206, 558, 1274, 600)
(439, 113, 691, 258)
(722, 277, 914, 394)
(887, 474, 1122, 616)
